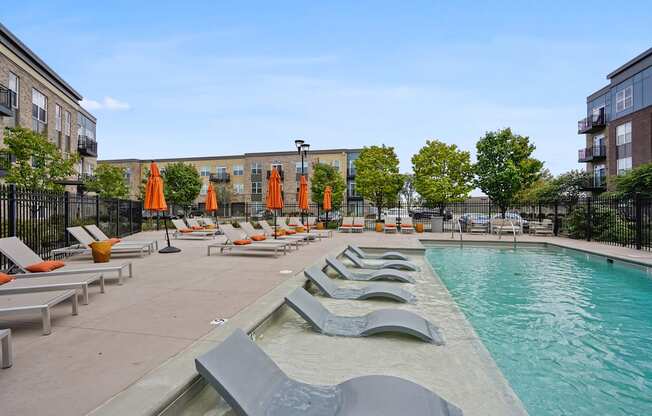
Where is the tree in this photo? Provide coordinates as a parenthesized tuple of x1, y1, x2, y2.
(515, 169, 553, 202)
(354, 145, 404, 220)
(215, 184, 232, 208)
(0, 127, 78, 191)
(310, 163, 346, 210)
(161, 162, 202, 213)
(612, 162, 652, 199)
(400, 173, 420, 206)
(411, 140, 474, 209)
(84, 164, 129, 199)
(474, 128, 543, 216)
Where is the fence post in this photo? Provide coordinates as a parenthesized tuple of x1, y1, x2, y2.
(553, 201, 559, 236)
(64, 191, 70, 246)
(115, 199, 120, 237)
(635, 192, 642, 250)
(7, 184, 17, 237)
(95, 195, 100, 227)
(129, 199, 134, 235)
(586, 197, 592, 242)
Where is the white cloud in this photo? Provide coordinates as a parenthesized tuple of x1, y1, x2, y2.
(81, 96, 130, 111)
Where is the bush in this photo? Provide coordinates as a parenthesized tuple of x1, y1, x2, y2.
(564, 204, 634, 245)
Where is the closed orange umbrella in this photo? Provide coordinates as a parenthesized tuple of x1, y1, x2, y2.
(144, 161, 179, 253)
(205, 184, 218, 213)
(323, 186, 332, 212)
(266, 168, 284, 238)
(298, 175, 309, 211)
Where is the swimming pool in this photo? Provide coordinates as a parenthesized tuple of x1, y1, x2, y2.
(426, 245, 652, 416)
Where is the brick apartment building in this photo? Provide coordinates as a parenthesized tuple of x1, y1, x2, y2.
(100, 148, 362, 214)
(578, 47, 652, 191)
(0, 22, 97, 190)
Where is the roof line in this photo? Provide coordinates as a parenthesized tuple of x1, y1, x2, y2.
(606, 47, 652, 79)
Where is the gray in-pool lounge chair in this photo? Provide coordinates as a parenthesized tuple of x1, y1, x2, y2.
(1, 329, 12, 368)
(348, 244, 409, 261)
(84, 224, 158, 251)
(196, 329, 461, 416)
(54, 227, 152, 258)
(0, 272, 104, 305)
(238, 222, 299, 250)
(0, 290, 78, 335)
(343, 249, 419, 271)
(207, 224, 287, 257)
(171, 219, 216, 239)
(305, 266, 415, 303)
(0, 237, 133, 284)
(325, 256, 415, 283)
(285, 287, 444, 344)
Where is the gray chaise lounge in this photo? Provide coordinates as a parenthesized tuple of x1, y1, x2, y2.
(348, 245, 409, 261)
(343, 249, 419, 271)
(325, 256, 415, 283)
(195, 329, 462, 416)
(1, 329, 11, 368)
(0, 290, 79, 335)
(285, 288, 443, 344)
(84, 224, 158, 251)
(305, 266, 415, 303)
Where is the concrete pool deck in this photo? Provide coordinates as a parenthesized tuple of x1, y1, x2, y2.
(1, 229, 651, 415)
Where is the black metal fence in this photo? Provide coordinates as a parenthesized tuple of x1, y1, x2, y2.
(206, 196, 652, 251)
(0, 184, 143, 267)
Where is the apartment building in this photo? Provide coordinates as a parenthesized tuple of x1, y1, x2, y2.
(0, 22, 97, 189)
(100, 148, 362, 213)
(578, 47, 652, 191)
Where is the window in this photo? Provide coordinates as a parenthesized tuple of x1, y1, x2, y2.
(348, 159, 356, 175)
(31, 88, 47, 132)
(271, 163, 283, 171)
(332, 160, 340, 171)
(8, 72, 19, 108)
(615, 86, 633, 112)
(348, 181, 357, 197)
(200, 184, 208, 195)
(217, 166, 227, 175)
(295, 161, 307, 174)
(55, 104, 62, 132)
(616, 122, 632, 175)
(234, 183, 244, 194)
(200, 166, 211, 177)
(125, 168, 132, 182)
(233, 165, 244, 176)
(252, 182, 262, 194)
(64, 111, 71, 152)
(251, 162, 262, 175)
(594, 164, 606, 186)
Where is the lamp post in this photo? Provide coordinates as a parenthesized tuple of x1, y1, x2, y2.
(294, 139, 310, 225)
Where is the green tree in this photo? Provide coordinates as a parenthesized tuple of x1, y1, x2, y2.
(515, 169, 553, 202)
(354, 145, 404, 220)
(0, 127, 78, 191)
(411, 140, 474, 209)
(474, 128, 543, 216)
(612, 162, 652, 199)
(310, 163, 346, 210)
(400, 173, 420, 206)
(84, 164, 129, 199)
(161, 162, 202, 212)
(215, 184, 232, 207)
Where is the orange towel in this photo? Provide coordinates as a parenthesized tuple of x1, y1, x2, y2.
(0, 273, 15, 285)
(251, 235, 266, 241)
(234, 239, 252, 245)
(25, 260, 66, 273)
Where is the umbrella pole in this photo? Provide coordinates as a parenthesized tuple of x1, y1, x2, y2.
(274, 210, 277, 240)
(159, 213, 181, 253)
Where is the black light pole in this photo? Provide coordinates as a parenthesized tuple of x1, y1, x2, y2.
(294, 139, 310, 225)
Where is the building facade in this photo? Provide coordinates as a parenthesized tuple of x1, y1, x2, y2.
(0, 23, 98, 189)
(100, 148, 362, 213)
(578, 48, 652, 191)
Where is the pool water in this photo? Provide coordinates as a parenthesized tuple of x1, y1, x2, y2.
(426, 246, 652, 416)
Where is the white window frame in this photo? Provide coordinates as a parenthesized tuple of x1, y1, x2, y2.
(200, 166, 211, 177)
(252, 182, 262, 194)
(615, 86, 633, 112)
(32, 88, 47, 123)
(200, 184, 208, 195)
(55, 104, 62, 132)
(251, 162, 262, 174)
(617, 157, 632, 175)
(233, 183, 244, 194)
(216, 166, 227, 174)
(8, 72, 19, 108)
(616, 122, 632, 145)
(332, 160, 341, 171)
(233, 165, 244, 176)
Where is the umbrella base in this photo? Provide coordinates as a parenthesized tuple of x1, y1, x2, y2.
(159, 246, 181, 254)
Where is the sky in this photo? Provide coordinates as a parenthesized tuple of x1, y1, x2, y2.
(3, 1, 652, 175)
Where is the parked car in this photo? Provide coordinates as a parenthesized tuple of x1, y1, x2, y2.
(381, 208, 411, 222)
(409, 207, 453, 220)
(493, 213, 528, 227)
(250, 209, 272, 221)
(459, 213, 491, 230)
(318, 212, 342, 222)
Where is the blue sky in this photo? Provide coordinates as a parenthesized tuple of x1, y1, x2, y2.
(4, 1, 651, 174)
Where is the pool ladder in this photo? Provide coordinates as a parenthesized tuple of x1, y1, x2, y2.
(498, 219, 518, 246)
(451, 219, 462, 242)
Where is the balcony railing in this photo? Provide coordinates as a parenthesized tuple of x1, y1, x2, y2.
(578, 145, 607, 163)
(580, 173, 607, 191)
(77, 135, 98, 157)
(266, 169, 284, 180)
(578, 108, 606, 134)
(0, 85, 12, 117)
(210, 173, 231, 183)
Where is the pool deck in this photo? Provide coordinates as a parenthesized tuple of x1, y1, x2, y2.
(1, 229, 651, 416)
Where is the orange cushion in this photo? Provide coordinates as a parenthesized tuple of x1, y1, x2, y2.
(288, 223, 298, 227)
(295, 226, 305, 233)
(400, 224, 413, 228)
(285, 230, 297, 235)
(204, 224, 216, 229)
(234, 239, 252, 245)
(191, 225, 204, 230)
(104, 238, 121, 245)
(0, 273, 15, 285)
(179, 228, 193, 233)
(272, 231, 285, 237)
(352, 224, 364, 228)
(341, 224, 352, 227)
(25, 260, 65, 273)
(251, 235, 266, 241)
(385, 224, 397, 228)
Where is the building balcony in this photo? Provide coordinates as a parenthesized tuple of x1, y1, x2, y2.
(578, 108, 606, 134)
(347, 168, 356, 179)
(580, 173, 607, 191)
(266, 169, 284, 180)
(0, 85, 12, 117)
(77, 135, 98, 157)
(578, 145, 607, 163)
(210, 173, 231, 183)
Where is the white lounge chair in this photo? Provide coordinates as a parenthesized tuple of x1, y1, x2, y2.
(531, 219, 554, 236)
(207, 224, 287, 257)
(55, 227, 152, 258)
(384, 217, 398, 233)
(400, 217, 415, 234)
(171, 219, 215, 239)
(277, 218, 316, 241)
(351, 217, 365, 233)
(258, 220, 308, 244)
(288, 216, 330, 239)
(0, 237, 133, 284)
(0, 329, 11, 368)
(339, 217, 354, 233)
(302, 217, 333, 238)
(0, 290, 79, 335)
(83, 224, 158, 251)
(491, 218, 521, 235)
(238, 222, 299, 250)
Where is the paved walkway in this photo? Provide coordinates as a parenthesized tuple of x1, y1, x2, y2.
(0, 229, 650, 416)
